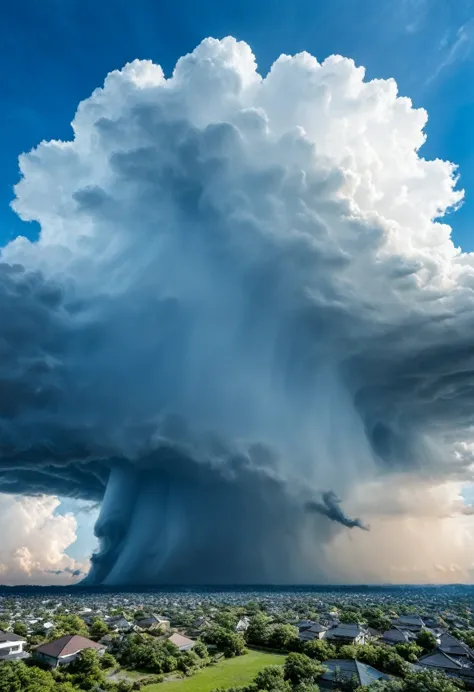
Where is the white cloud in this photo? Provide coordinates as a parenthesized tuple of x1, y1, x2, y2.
(325, 478, 474, 583)
(0, 494, 88, 585)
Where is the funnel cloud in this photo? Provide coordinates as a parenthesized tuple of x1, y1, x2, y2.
(0, 37, 473, 584)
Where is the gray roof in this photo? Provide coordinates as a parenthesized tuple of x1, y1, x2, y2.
(0, 631, 26, 643)
(439, 632, 472, 657)
(320, 659, 390, 687)
(418, 650, 464, 671)
(325, 624, 364, 640)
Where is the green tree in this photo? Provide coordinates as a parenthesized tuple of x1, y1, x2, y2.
(284, 653, 326, 686)
(12, 622, 27, 637)
(253, 665, 291, 692)
(395, 643, 423, 663)
(269, 624, 299, 651)
(49, 614, 89, 639)
(100, 651, 117, 669)
(215, 611, 239, 631)
(89, 617, 109, 640)
(246, 614, 271, 646)
(0, 621, 9, 631)
(304, 639, 336, 662)
(416, 629, 438, 653)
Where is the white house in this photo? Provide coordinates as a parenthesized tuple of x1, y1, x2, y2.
(0, 631, 27, 661)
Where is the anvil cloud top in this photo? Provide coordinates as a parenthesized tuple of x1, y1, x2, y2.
(1, 37, 473, 584)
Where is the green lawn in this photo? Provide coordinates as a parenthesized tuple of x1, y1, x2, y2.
(143, 650, 286, 692)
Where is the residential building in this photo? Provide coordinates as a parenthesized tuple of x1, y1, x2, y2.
(106, 614, 133, 632)
(167, 633, 196, 651)
(0, 631, 28, 661)
(299, 623, 327, 642)
(382, 627, 412, 646)
(325, 623, 367, 645)
(319, 659, 390, 689)
(392, 616, 425, 633)
(34, 635, 105, 668)
(136, 614, 170, 632)
(236, 616, 250, 633)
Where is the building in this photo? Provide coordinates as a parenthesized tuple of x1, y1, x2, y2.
(325, 624, 367, 645)
(167, 633, 196, 651)
(299, 623, 327, 642)
(438, 632, 474, 663)
(236, 616, 250, 633)
(34, 635, 105, 668)
(417, 648, 474, 683)
(136, 614, 170, 632)
(0, 631, 28, 661)
(106, 614, 133, 633)
(382, 627, 412, 646)
(319, 659, 391, 689)
(392, 616, 425, 633)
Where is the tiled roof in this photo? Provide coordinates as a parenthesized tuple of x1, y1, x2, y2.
(35, 635, 102, 659)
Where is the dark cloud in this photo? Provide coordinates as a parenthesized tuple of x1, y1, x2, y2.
(305, 492, 369, 531)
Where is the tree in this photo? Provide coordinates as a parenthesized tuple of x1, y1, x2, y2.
(253, 665, 291, 692)
(215, 610, 238, 631)
(66, 648, 106, 691)
(395, 643, 423, 663)
(269, 624, 299, 651)
(204, 626, 246, 657)
(284, 653, 326, 686)
(49, 614, 89, 639)
(416, 629, 438, 653)
(13, 622, 27, 637)
(246, 614, 271, 647)
(100, 651, 117, 669)
(339, 612, 360, 624)
(89, 617, 109, 640)
(304, 639, 336, 662)
(0, 621, 9, 631)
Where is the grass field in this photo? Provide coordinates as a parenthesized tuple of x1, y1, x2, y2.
(143, 650, 286, 692)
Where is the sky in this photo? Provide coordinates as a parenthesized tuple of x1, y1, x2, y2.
(1, 0, 474, 584)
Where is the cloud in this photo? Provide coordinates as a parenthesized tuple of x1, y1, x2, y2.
(428, 19, 474, 82)
(0, 494, 87, 585)
(0, 36, 473, 584)
(306, 492, 369, 531)
(324, 478, 474, 583)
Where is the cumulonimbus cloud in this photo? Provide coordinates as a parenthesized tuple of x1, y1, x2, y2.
(0, 37, 473, 584)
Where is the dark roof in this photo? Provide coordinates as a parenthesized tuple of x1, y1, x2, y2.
(321, 659, 390, 687)
(418, 650, 464, 671)
(439, 632, 472, 657)
(326, 624, 364, 639)
(35, 635, 103, 659)
(0, 630, 26, 643)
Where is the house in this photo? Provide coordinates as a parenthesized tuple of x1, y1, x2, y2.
(438, 632, 474, 662)
(192, 616, 212, 630)
(299, 623, 328, 642)
(136, 614, 170, 632)
(319, 659, 390, 689)
(297, 620, 317, 632)
(418, 649, 470, 679)
(34, 635, 105, 668)
(167, 633, 196, 651)
(325, 624, 367, 645)
(392, 616, 425, 633)
(106, 614, 133, 633)
(0, 631, 28, 661)
(236, 617, 250, 633)
(382, 627, 412, 646)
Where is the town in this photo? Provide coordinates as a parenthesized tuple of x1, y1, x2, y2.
(0, 586, 473, 692)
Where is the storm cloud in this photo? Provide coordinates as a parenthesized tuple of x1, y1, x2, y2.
(1, 37, 473, 584)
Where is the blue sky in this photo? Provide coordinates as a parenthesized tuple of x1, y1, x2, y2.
(2, 0, 474, 568)
(2, 0, 474, 250)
